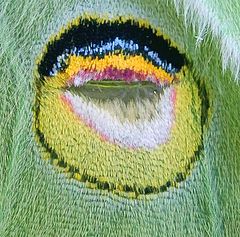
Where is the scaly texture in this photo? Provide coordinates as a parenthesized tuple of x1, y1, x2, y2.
(0, 0, 240, 236)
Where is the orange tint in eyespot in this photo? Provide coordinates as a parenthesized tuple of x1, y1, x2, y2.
(34, 15, 206, 199)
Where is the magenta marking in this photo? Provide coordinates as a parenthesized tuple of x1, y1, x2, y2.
(67, 67, 170, 87)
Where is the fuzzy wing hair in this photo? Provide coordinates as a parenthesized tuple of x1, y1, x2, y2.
(0, 0, 239, 236)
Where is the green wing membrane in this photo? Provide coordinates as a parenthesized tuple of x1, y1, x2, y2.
(0, 0, 239, 236)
